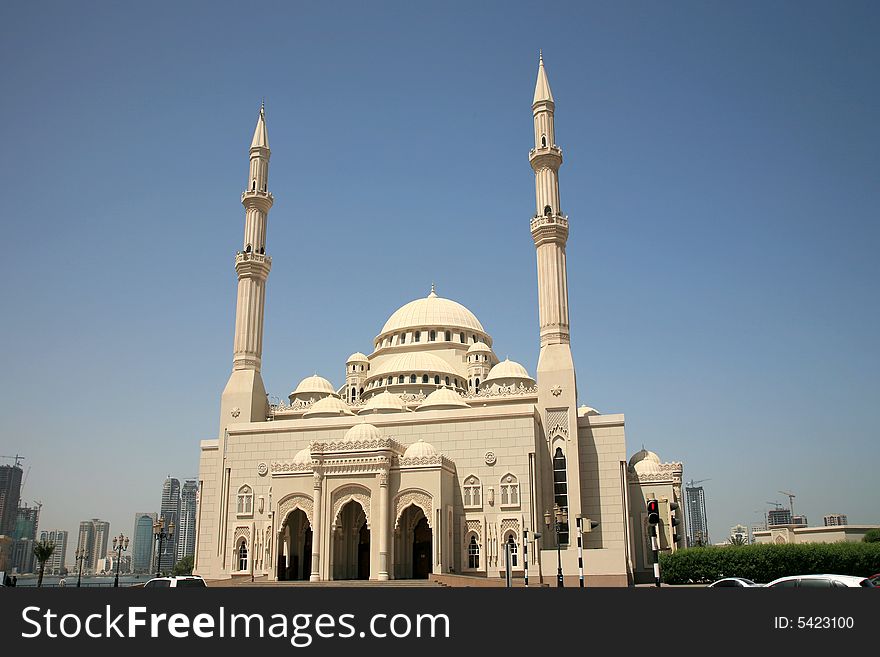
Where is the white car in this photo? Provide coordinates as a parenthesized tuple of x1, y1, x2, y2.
(764, 574, 875, 588)
(143, 575, 207, 588)
(707, 577, 759, 587)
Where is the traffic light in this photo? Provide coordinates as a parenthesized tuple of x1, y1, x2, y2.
(669, 502, 680, 544)
(647, 499, 660, 524)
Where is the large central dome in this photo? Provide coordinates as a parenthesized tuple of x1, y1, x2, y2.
(380, 288, 485, 336)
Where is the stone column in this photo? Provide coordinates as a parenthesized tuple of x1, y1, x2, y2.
(378, 467, 390, 581)
(310, 469, 323, 581)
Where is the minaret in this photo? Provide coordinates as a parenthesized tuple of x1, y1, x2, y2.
(529, 53, 584, 532)
(219, 104, 274, 430)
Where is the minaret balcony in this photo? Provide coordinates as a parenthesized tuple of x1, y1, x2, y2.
(530, 213, 569, 245)
(241, 189, 275, 210)
(528, 144, 563, 170)
(235, 251, 272, 277)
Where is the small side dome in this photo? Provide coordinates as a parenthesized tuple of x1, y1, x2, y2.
(578, 404, 600, 417)
(484, 358, 533, 382)
(290, 374, 337, 403)
(466, 341, 492, 354)
(403, 439, 438, 459)
(416, 387, 470, 411)
(293, 447, 312, 465)
(344, 422, 382, 442)
(629, 449, 662, 475)
(302, 395, 355, 418)
(346, 352, 369, 363)
(358, 390, 407, 415)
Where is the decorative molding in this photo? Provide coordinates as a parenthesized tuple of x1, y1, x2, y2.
(463, 383, 538, 399)
(233, 526, 250, 545)
(484, 451, 497, 466)
(231, 407, 241, 418)
(330, 485, 372, 529)
(500, 518, 520, 538)
(277, 493, 314, 527)
(465, 519, 482, 542)
(393, 490, 433, 529)
(546, 409, 569, 439)
(257, 462, 268, 476)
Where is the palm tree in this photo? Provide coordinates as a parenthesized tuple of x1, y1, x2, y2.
(33, 539, 56, 587)
(728, 535, 747, 546)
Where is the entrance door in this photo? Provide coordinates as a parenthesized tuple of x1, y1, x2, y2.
(412, 516, 432, 579)
(357, 522, 370, 580)
(302, 528, 312, 579)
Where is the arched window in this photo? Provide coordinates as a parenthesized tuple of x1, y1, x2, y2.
(472, 334, 476, 343)
(469, 378, 473, 388)
(460, 332, 465, 343)
(422, 374, 429, 384)
(541, 134, 547, 148)
(238, 540, 248, 572)
(410, 374, 416, 383)
(500, 474, 520, 507)
(237, 485, 253, 515)
(434, 375, 440, 385)
(415, 331, 421, 342)
(399, 333, 406, 344)
(351, 387, 356, 400)
(454, 379, 458, 387)
(245, 244, 252, 253)
(398, 375, 405, 384)
(475, 377, 480, 389)
(445, 331, 451, 341)
(429, 330, 436, 341)
(445, 377, 450, 386)
(544, 205, 552, 216)
(252, 180, 256, 191)
(359, 387, 363, 396)
(468, 535, 480, 569)
(463, 476, 481, 508)
(360, 365, 364, 372)
(387, 377, 393, 386)
(505, 534, 518, 567)
(553, 447, 569, 545)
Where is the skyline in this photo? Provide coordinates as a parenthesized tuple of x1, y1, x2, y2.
(1, 1, 878, 555)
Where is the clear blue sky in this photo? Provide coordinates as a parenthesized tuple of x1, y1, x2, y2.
(1, 1, 877, 557)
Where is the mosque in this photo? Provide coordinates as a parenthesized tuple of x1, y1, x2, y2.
(193, 56, 685, 585)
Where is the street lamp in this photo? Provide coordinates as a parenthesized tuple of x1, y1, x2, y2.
(153, 517, 175, 577)
(75, 548, 86, 588)
(544, 504, 568, 588)
(112, 533, 130, 588)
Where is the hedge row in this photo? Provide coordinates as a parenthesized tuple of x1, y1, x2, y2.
(658, 542, 880, 585)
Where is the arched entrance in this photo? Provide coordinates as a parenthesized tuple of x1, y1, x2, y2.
(277, 508, 312, 581)
(395, 504, 432, 579)
(332, 500, 370, 580)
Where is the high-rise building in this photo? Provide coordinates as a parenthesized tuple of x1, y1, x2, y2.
(767, 508, 792, 526)
(685, 483, 709, 546)
(824, 513, 848, 526)
(76, 519, 111, 574)
(39, 530, 68, 575)
(11, 504, 40, 573)
(177, 480, 198, 561)
(132, 512, 157, 573)
(11, 538, 35, 573)
(158, 477, 180, 573)
(0, 463, 24, 536)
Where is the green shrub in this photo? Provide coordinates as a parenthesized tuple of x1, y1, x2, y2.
(863, 529, 880, 543)
(659, 542, 880, 584)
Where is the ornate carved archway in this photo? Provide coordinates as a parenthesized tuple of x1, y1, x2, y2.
(330, 484, 372, 529)
(277, 493, 314, 527)
(393, 489, 433, 529)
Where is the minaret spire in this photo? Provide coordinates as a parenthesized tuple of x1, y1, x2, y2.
(533, 51, 554, 104)
(219, 104, 275, 428)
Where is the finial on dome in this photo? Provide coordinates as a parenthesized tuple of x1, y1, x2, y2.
(539, 49, 543, 62)
(428, 283, 437, 298)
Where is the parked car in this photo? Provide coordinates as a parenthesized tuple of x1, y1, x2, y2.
(143, 575, 207, 588)
(764, 574, 876, 588)
(869, 573, 880, 587)
(707, 577, 759, 587)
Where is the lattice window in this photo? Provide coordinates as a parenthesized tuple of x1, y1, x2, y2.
(237, 539, 248, 572)
(500, 473, 520, 508)
(236, 485, 253, 516)
(467, 534, 480, 569)
(463, 475, 482, 509)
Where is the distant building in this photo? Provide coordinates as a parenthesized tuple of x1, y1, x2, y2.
(39, 530, 68, 575)
(767, 508, 792, 526)
(824, 514, 848, 526)
(685, 484, 709, 546)
(177, 480, 198, 562)
(0, 464, 23, 536)
(11, 538, 35, 574)
(11, 504, 40, 573)
(158, 478, 180, 573)
(792, 515, 807, 526)
(132, 512, 157, 574)
(729, 524, 749, 544)
(754, 524, 879, 545)
(76, 519, 111, 574)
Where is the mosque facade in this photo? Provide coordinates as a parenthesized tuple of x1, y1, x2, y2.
(194, 57, 682, 585)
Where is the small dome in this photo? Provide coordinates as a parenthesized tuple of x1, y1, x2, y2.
(484, 358, 533, 383)
(302, 396, 355, 418)
(344, 422, 382, 442)
(346, 352, 369, 363)
(403, 439, 438, 459)
(629, 449, 662, 475)
(467, 341, 492, 354)
(416, 387, 470, 411)
(379, 289, 486, 337)
(358, 390, 407, 414)
(293, 447, 312, 465)
(578, 404, 600, 417)
(291, 374, 337, 397)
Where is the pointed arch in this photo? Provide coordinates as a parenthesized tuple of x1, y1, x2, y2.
(393, 489, 433, 530)
(330, 484, 372, 529)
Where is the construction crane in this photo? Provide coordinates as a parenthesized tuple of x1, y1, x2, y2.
(686, 478, 711, 488)
(779, 490, 796, 517)
(0, 454, 25, 468)
(767, 501, 783, 510)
